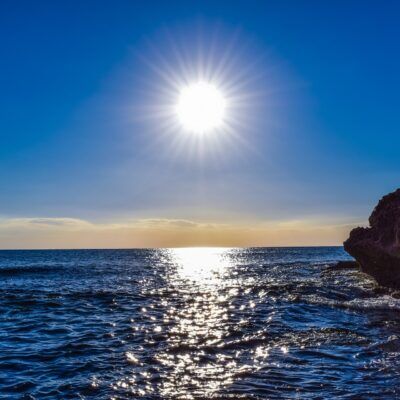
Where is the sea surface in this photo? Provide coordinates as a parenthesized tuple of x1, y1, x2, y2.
(1, 247, 400, 399)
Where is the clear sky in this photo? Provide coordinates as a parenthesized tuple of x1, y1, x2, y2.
(1, 0, 400, 249)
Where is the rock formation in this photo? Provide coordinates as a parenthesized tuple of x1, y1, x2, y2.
(344, 188, 400, 288)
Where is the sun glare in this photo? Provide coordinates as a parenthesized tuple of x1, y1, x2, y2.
(133, 25, 268, 160)
(176, 82, 226, 134)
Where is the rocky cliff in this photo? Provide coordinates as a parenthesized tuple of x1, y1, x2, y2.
(344, 189, 400, 288)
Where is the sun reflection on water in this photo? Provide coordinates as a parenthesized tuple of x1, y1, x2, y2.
(168, 247, 232, 283)
(152, 247, 244, 398)
(113, 247, 263, 398)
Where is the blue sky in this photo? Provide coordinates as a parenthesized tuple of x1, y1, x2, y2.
(1, 1, 400, 248)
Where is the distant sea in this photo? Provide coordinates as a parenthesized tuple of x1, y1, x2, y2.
(1, 247, 400, 399)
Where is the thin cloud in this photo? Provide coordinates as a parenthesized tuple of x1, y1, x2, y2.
(0, 217, 92, 229)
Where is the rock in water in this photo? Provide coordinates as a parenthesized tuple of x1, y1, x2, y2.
(344, 188, 400, 288)
(332, 261, 359, 270)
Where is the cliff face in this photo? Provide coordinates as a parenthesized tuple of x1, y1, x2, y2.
(344, 189, 400, 288)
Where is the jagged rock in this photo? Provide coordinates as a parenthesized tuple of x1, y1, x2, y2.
(344, 188, 400, 288)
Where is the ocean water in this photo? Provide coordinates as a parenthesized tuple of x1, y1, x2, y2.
(1, 247, 400, 399)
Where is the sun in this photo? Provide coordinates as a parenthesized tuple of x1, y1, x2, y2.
(176, 82, 226, 134)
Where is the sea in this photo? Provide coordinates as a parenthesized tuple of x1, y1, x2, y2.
(1, 247, 400, 399)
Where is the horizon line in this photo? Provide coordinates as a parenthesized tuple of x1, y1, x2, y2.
(0, 244, 345, 251)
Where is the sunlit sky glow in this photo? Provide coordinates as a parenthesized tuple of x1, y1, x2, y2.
(1, 1, 400, 249)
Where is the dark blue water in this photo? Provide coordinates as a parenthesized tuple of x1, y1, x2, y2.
(1, 247, 400, 399)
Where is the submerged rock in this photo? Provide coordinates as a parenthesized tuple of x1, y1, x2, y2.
(322, 261, 359, 276)
(344, 188, 400, 288)
(328, 261, 359, 271)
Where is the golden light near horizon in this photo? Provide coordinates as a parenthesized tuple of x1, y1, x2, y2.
(176, 82, 226, 134)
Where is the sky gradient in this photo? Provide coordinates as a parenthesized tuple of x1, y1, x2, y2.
(1, 1, 400, 249)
